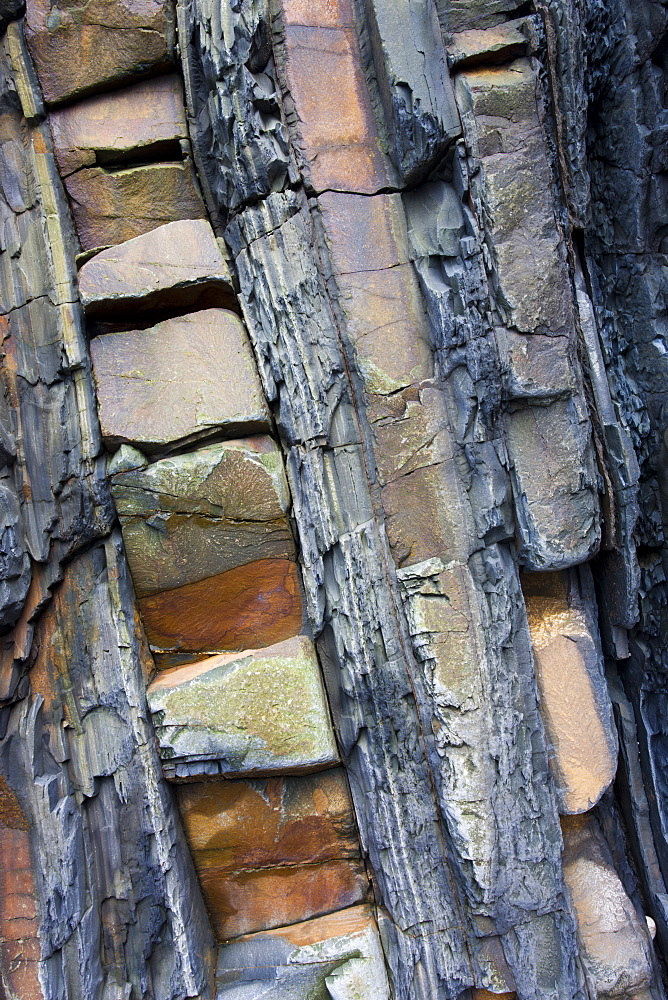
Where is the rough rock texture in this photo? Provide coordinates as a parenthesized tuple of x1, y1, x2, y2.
(79, 218, 233, 316)
(110, 437, 294, 596)
(215, 906, 391, 998)
(24, 0, 175, 105)
(49, 75, 187, 176)
(91, 309, 270, 449)
(147, 636, 339, 780)
(1, 1, 668, 999)
(177, 771, 368, 938)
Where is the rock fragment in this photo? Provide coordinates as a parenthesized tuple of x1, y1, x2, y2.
(24, 0, 174, 105)
(49, 75, 187, 176)
(215, 905, 390, 998)
(177, 770, 366, 938)
(65, 161, 205, 250)
(561, 813, 654, 998)
(78, 219, 232, 316)
(147, 636, 339, 780)
(90, 308, 269, 449)
(111, 437, 293, 597)
(523, 571, 617, 814)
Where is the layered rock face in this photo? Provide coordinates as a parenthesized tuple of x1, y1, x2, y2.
(0, 1, 666, 1000)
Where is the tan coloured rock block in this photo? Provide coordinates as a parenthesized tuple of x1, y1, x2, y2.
(147, 636, 339, 781)
(318, 191, 410, 274)
(79, 219, 232, 316)
(561, 814, 653, 998)
(455, 60, 573, 337)
(335, 264, 433, 395)
(90, 309, 269, 449)
(471, 992, 516, 1000)
(447, 22, 527, 69)
(215, 906, 390, 997)
(25, 0, 174, 105)
(49, 75, 187, 176)
(496, 328, 575, 400)
(278, 1, 395, 194)
(138, 558, 303, 656)
(111, 437, 293, 597)
(382, 459, 468, 567)
(65, 161, 205, 251)
(177, 770, 365, 938)
(523, 572, 617, 813)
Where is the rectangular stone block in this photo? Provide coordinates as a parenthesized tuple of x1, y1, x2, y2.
(523, 572, 617, 814)
(177, 770, 366, 939)
(442, 0, 528, 32)
(147, 635, 339, 780)
(561, 813, 653, 998)
(78, 219, 232, 316)
(90, 308, 269, 449)
(49, 75, 187, 176)
(65, 161, 205, 250)
(216, 906, 390, 996)
(496, 328, 575, 400)
(455, 60, 574, 337)
(25, 0, 174, 105)
(138, 559, 303, 658)
(447, 22, 527, 69)
(318, 191, 410, 274)
(277, 1, 395, 194)
(507, 397, 600, 569)
(111, 437, 293, 597)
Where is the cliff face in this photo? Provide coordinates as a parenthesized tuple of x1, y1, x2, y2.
(0, 1, 666, 1000)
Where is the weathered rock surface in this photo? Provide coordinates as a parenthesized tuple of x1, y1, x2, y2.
(177, 770, 367, 939)
(24, 0, 174, 105)
(0, 777, 42, 1000)
(49, 75, 187, 176)
(110, 437, 294, 597)
(138, 558, 303, 657)
(562, 813, 654, 999)
(147, 636, 339, 780)
(447, 22, 527, 69)
(78, 218, 233, 316)
(215, 906, 390, 999)
(65, 160, 205, 250)
(523, 571, 617, 814)
(91, 309, 269, 449)
(273, 0, 396, 194)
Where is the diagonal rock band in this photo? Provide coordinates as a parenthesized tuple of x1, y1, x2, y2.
(0, 1, 665, 1000)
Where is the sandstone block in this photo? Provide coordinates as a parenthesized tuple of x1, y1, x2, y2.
(147, 636, 338, 780)
(334, 264, 433, 396)
(111, 437, 293, 597)
(447, 22, 527, 69)
(216, 906, 390, 997)
(79, 219, 232, 316)
(523, 572, 617, 813)
(25, 0, 174, 105)
(496, 328, 575, 401)
(138, 559, 303, 657)
(507, 397, 600, 569)
(65, 161, 205, 251)
(444, 0, 529, 33)
(318, 191, 410, 274)
(455, 60, 573, 337)
(561, 814, 653, 998)
(50, 75, 186, 176)
(177, 771, 365, 938)
(90, 309, 269, 449)
(278, 2, 395, 194)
